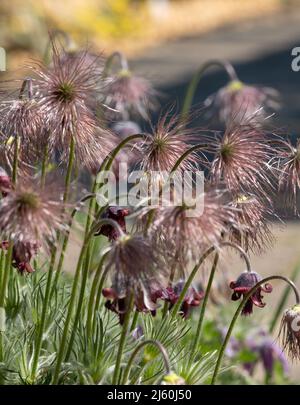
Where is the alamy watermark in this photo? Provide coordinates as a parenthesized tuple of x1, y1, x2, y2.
(95, 163, 205, 217)
(291, 47, 300, 72)
(0, 47, 6, 72)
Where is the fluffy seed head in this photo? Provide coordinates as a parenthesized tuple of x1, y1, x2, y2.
(140, 113, 199, 173)
(31, 41, 110, 170)
(279, 305, 300, 361)
(104, 68, 157, 120)
(0, 182, 65, 251)
(205, 79, 279, 126)
(228, 194, 275, 253)
(277, 139, 300, 215)
(209, 124, 274, 198)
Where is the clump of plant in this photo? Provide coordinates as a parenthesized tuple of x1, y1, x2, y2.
(0, 33, 300, 386)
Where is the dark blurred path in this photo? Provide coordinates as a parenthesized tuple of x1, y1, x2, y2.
(131, 9, 300, 135)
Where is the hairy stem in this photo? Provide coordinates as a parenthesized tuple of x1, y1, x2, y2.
(211, 275, 300, 385)
(190, 252, 219, 358)
(30, 248, 56, 381)
(181, 59, 238, 119)
(86, 254, 108, 336)
(112, 293, 134, 385)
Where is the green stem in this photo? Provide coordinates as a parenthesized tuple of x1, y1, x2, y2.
(211, 275, 300, 385)
(86, 254, 108, 336)
(130, 310, 139, 332)
(97, 133, 145, 178)
(112, 293, 134, 385)
(40, 143, 48, 188)
(0, 244, 13, 362)
(12, 136, 19, 185)
(190, 252, 219, 357)
(53, 193, 95, 287)
(63, 136, 75, 205)
(170, 143, 209, 173)
(92, 267, 109, 331)
(30, 248, 56, 381)
(171, 247, 215, 318)
(122, 340, 170, 384)
(269, 261, 300, 333)
(181, 59, 238, 119)
(103, 51, 129, 77)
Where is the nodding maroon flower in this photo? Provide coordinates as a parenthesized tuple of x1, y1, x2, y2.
(140, 113, 198, 173)
(0, 181, 65, 254)
(31, 41, 111, 170)
(0, 167, 13, 197)
(95, 206, 130, 241)
(279, 305, 300, 361)
(104, 67, 157, 120)
(102, 233, 166, 323)
(276, 138, 300, 215)
(102, 282, 163, 324)
(209, 124, 274, 199)
(230, 271, 272, 316)
(162, 280, 203, 318)
(205, 79, 279, 126)
(0, 240, 38, 274)
(228, 194, 275, 253)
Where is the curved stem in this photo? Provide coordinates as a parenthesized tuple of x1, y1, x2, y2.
(171, 242, 251, 318)
(97, 133, 145, 178)
(170, 143, 209, 173)
(269, 261, 300, 333)
(92, 267, 109, 331)
(211, 275, 300, 385)
(104, 51, 129, 77)
(112, 293, 134, 385)
(122, 340, 170, 384)
(181, 59, 238, 119)
(170, 246, 215, 318)
(19, 78, 33, 100)
(30, 247, 56, 381)
(86, 254, 109, 336)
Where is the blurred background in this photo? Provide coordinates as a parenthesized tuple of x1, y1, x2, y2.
(1, 0, 300, 383)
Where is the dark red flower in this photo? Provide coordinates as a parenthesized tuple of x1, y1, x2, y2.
(0, 240, 39, 274)
(230, 271, 272, 315)
(0, 167, 12, 197)
(95, 207, 130, 240)
(102, 284, 163, 324)
(162, 280, 203, 318)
